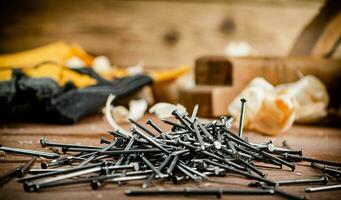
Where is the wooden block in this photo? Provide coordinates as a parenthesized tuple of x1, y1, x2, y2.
(181, 56, 341, 117)
(178, 85, 236, 117)
(195, 56, 233, 86)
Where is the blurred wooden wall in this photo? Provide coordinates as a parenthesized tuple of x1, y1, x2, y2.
(0, 0, 324, 68)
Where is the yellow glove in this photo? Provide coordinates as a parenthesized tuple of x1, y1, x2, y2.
(23, 63, 97, 88)
(0, 41, 93, 68)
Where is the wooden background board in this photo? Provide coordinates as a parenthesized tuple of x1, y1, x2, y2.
(0, 115, 341, 200)
(0, 0, 324, 68)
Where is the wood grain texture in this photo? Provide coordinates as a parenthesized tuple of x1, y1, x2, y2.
(0, 115, 340, 199)
(0, 0, 321, 67)
(289, 0, 341, 57)
(312, 12, 341, 57)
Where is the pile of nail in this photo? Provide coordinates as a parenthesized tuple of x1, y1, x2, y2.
(1, 102, 341, 199)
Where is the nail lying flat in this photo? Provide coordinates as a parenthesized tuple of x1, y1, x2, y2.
(16, 157, 37, 178)
(249, 176, 328, 187)
(0, 145, 59, 159)
(306, 184, 341, 192)
(125, 188, 275, 198)
(0, 166, 21, 187)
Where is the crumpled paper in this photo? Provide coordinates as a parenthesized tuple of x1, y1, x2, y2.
(149, 102, 187, 119)
(228, 75, 329, 135)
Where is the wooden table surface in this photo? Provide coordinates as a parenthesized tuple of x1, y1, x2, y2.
(0, 115, 340, 200)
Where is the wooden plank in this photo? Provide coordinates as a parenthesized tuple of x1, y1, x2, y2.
(0, 0, 321, 67)
(312, 12, 341, 57)
(289, 0, 340, 57)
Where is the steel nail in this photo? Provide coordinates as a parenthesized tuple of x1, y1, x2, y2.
(0, 145, 59, 159)
(146, 119, 163, 134)
(306, 184, 341, 192)
(238, 98, 246, 138)
(16, 157, 37, 178)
